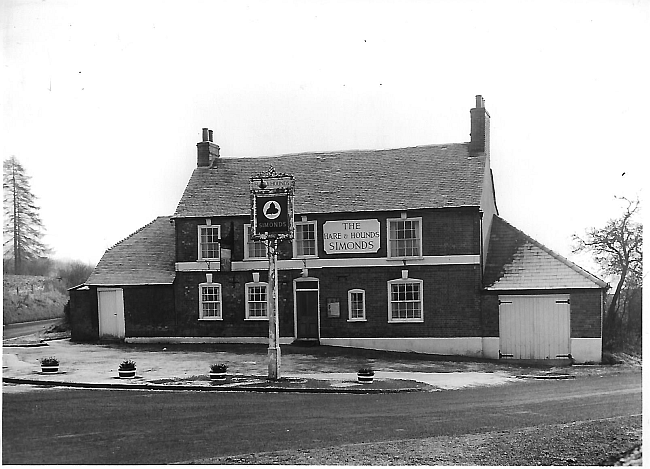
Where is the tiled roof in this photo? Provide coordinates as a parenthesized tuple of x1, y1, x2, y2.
(86, 216, 176, 286)
(173, 143, 486, 218)
(484, 216, 607, 290)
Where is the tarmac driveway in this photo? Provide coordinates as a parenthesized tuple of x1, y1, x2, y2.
(2, 336, 621, 393)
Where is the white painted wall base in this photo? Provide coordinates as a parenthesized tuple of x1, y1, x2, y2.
(481, 337, 500, 360)
(125, 336, 294, 345)
(570, 338, 602, 363)
(320, 337, 486, 358)
(124, 336, 601, 363)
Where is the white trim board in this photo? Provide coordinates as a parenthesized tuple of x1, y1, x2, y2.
(176, 255, 480, 272)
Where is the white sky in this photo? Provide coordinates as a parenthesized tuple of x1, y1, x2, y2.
(2, 0, 647, 279)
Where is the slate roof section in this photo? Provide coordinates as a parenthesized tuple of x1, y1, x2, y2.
(173, 143, 486, 218)
(86, 216, 176, 286)
(484, 216, 607, 290)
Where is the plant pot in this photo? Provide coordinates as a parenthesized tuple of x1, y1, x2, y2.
(357, 373, 374, 383)
(41, 366, 59, 374)
(210, 372, 227, 382)
(119, 369, 136, 378)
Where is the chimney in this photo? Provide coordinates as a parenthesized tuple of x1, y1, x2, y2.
(197, 128, 220, 167)
(469, 95, 490, 157)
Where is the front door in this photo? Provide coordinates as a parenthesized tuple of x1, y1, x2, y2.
(98, 288, 125, 339)
(294, 279, 319, 340)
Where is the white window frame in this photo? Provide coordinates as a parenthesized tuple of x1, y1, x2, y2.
(293, 221, 318, 258)
(198, 224, 221, 261)
(347, 289, 367, 322)
(198, 282, 222, 320)
(387, 278, 424, 323)
(245, 281, 269, 320)
(244, 224, 267, 260)
(387, 216, 423, 259)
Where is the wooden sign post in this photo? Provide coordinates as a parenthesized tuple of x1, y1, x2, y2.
(250, 167, 295, 380)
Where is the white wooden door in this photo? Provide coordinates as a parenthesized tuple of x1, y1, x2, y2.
(499, 295, 570, 360)
(98, 288, 125, 339)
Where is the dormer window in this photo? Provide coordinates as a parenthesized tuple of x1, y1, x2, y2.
(198, 225, 220, 260)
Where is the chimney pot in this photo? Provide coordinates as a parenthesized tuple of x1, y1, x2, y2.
(197, 129, 220, 167)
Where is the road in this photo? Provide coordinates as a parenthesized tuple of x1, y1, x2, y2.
(2, 318, 62, 340)
(2, 371, 641, 465)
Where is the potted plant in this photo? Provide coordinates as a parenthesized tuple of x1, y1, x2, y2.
(209, 363, 228, 382)
(40, 357, 59, 374)
(357, 367, 375, 383)
(118, 359, 136, 378)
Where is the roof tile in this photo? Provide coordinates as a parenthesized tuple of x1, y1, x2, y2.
(173, 143, 486, 218)
(86, 216, 176, 286)
(484, 216, 607, 290)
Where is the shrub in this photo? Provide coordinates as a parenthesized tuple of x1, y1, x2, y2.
(210, 363, 228, 373)
(40, 357, 59, 366)
(119, 359, 136, 371)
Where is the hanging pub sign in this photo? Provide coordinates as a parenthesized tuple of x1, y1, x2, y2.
(255, 194, 289, 233)
(250, 167, 295, 240)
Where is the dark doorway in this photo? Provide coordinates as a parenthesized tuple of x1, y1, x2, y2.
(295, 280, 319, 340)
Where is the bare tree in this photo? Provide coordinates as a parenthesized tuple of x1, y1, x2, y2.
(3, 156, 49, 274)
(57, 260, 95, 289)
(573, 196, 643, 349)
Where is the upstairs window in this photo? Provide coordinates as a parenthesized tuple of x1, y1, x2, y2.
(388, 217, 422, 258)
(245, 282, 268, 319)
(244, 224, 267, 259)
(348, 289, 366, 321)
(294, 221, 317, 257)
(199, 283, 222, 320)
(198, 225, 220, 260)
(388, 278, 423, 323)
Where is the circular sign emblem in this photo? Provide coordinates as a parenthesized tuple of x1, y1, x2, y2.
(263, 200, 281, 220)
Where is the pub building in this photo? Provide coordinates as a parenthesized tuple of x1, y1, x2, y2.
(70, 96, 607, 363)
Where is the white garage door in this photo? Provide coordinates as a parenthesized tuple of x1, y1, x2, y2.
(98, 288, 125, 339)
(499, 294, 570, 360)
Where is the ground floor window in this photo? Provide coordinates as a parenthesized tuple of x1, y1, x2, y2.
(199, 283, 222, 320)
(246, 282, 268, 319)
(348, 289, 366, 321)
(388, 278, 423, 323)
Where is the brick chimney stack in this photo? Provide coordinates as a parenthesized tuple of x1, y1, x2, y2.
(197, 128, 220, 167)
(469, 95, 490, 157)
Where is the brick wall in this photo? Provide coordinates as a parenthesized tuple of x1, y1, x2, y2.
(171, 207, 483, 340)
(174, 270, 295, 337)
(480, 293, 499, 337)
(70, 288, 99, 341)
(124, 285, 176, 337)
(479, 289, 604, 339)
(172, 263, 483, 340)
(176, 207, 481, 264)
(570, 290, 603, 338)
(319, 264, 482, 339)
